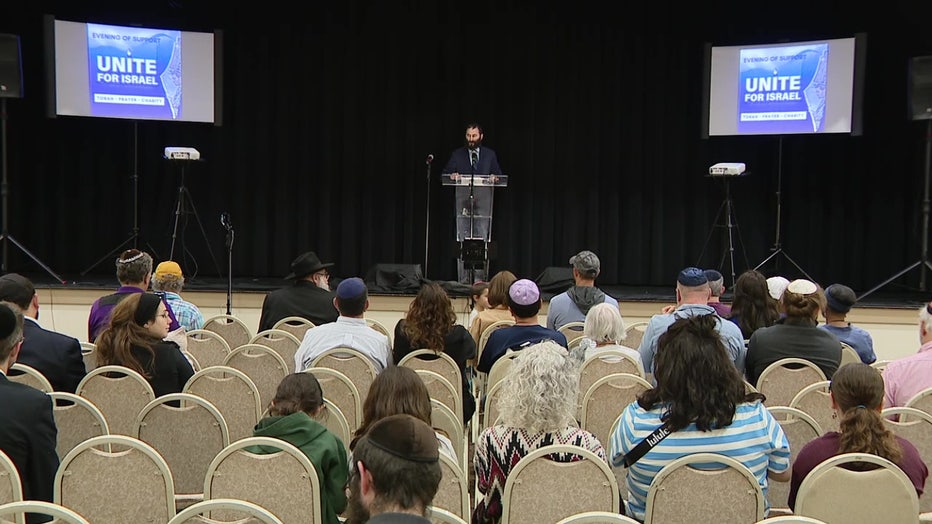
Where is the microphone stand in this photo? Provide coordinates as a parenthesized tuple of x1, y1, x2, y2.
(221, 213, 234, 315)
(467, 152, 477, 284)
(424, 155, 433, 277)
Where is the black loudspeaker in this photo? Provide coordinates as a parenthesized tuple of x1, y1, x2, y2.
(909, 56, 932, 121)
(535, 267, 574, 293)
(0, 34, 23, 99)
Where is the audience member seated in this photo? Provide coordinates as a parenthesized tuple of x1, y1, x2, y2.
(392, 282, 476, 423)
(469, 270, 517, 344)
(258, 251, 339, 332)
(0, 302, 58, 524)
(579, 302, 641, 365)
(727, 269, 781, 340)
(546, 250, 619, 331)
(344, 414, 442, 524)
(474, 341, 606, 524)
(638, 267, 745, 377)
(250, 372, 347, 524)
(704, 268, 732, 317)
(87, 249, 181, 343)
(348, 365, 457, 462)
(883, 301, 932, 408)
(745, 279, 842, 387)
(94, 293, 194, 398)
(150, 260, 205, 332)
(788, 362, 928, 510)
(819, 283, 876, 364)
(0, 273, 85, 392)
(611, 315, 790, 521)
(476, 279, 567, 374)
(467, 281, 491, 331)
(293, 277, 392, 373)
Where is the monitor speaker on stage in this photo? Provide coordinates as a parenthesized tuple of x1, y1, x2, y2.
(0, 34, 23, 98)
(909, 56, 932, 121)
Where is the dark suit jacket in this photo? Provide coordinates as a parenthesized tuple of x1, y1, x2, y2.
(258, 280, 339, 332)
(442, 145, 503, 176)
(0, 374, 59, 520)
(15, 318, 86, 393)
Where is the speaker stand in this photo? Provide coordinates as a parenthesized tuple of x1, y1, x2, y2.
(0, 98, 65, 283)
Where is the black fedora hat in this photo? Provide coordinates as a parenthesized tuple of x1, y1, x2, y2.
(285, 251, 334, 280)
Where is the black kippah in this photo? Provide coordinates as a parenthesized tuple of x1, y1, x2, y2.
(0, 304, 17, 339)
(134, 293, 163, 326)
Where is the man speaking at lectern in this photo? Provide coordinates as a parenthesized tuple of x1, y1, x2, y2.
(442, 123, 503, 284)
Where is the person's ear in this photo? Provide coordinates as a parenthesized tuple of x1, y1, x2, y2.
(358, 461, 375, 500)
(31, 293, 39, 311)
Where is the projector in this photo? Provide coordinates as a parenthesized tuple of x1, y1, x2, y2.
(709, 162, 746, 176)
(164, 147, 201, 161)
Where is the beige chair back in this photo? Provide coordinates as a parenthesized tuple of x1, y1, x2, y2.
(432, 399, 467, 473)
(0, 449, 22, 508)
(311, 347, 379, 403)
(183, 366, 262, 443)
(794, 452, 919, 523)
(486, 351, 519, 394)
(49, 392, 110, 460)
(580, 373, 651, 450)
(399, 349, 463, 403)
(365, 317, 392, 341)
(54, 435, 176, 524)
(249, 329, 302, 368)
(303, 367, 361, 434)
(883, 406, 932, 512)
(483, 379, 507, 430)
(578, 350, 645, 413)
(644, 452, 765, 524)
(477, 320, 515, 364)
(320, 399, 351, 452)
(416, 369, 462, 424)
(558, 321, 587, 346)
(789, 381, 837, 434)
(272, 316, 315, 341)
(167, 497, 284, 524)
(429, 506, 470, 524)
(766, 407, 822, 511)
(134, 393, 230, 497)
(756, 358, 827, 407)
(500, 444, 618, 524)
(185, 329, 232, 369)
(434, 452, 471, 522)
(80, 342, 97, 373)
(870, 360, 891, 372)
(204, 437, 322, 524)
(222, 343, 290, 411)
(202, 314, 252, 353)
(754, 516, 828, 523)
(556, 511, 641, 524)
(0, 501, 91, 524)
(75, 365, 156, 437)
(623, 322, 649, 350)
(905, 386, 932, 419)
(8, 363, 53, 393)
(839, 343, 861, 367)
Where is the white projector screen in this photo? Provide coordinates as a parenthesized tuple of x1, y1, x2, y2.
(44, 15, 223, 125)
(702, 34, 866, 137)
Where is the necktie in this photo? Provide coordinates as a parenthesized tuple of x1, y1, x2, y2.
(470, 150, 478, 169)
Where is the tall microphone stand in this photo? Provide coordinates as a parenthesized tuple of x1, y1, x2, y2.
(423, 154, 433, 277)
(221, 212, 234, 315)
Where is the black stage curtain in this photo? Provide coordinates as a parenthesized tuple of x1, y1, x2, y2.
(3, 2, 932, 292)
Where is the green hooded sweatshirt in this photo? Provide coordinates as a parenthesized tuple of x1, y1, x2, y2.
(251, 412, 348, 524)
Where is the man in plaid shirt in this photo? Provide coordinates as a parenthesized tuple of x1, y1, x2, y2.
(151, 261, 204, 332)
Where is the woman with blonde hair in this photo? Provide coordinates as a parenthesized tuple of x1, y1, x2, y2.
(744, 279, 842, 387)
(473, 340, 606, 524)
(393, 282, 476, 422)
(788, 362, 927, 509)
(94, 292, 193, 397)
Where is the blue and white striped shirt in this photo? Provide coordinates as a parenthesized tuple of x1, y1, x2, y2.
(610, 400, 790, 521)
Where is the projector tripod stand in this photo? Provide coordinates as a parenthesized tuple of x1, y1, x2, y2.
(697, 173, 749, 290)
(167, 160, 222, 279)
(0, 98, 65, 282)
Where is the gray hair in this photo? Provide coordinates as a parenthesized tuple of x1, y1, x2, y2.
(919, 304, 932, 334)
(496, 341, 580, 433)
(115, 249, 153, 285)
(583, 303, 627, 344)
(151, 274, 184, 293)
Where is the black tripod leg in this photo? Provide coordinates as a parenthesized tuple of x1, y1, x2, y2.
(698, 199, 728, 265)
(183, 188, 223, 277)
(1, 234, 66, 283)
(80, 234, 137, 276)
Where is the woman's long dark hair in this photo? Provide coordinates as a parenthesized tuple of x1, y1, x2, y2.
(831, 363, 903, 464)
(728, 270, 780, 338)
(349, 366, 435, 451)
(402, 283, 456, 352)
(94, 293, 162, 378)
(639, 314, 763, 431)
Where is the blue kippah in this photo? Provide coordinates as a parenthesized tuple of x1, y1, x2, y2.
(677, 267, 709, 286)
(336, 277, 367, 300)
